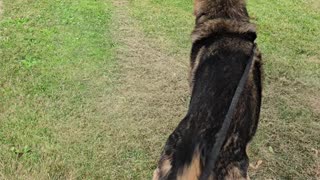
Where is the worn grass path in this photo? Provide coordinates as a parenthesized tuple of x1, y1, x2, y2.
(99, 0, 190, 178)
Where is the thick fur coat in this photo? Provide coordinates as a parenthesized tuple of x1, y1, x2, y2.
(154, 0, 263, 179)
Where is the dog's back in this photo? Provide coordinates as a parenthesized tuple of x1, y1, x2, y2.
(154, 0, 262, 179)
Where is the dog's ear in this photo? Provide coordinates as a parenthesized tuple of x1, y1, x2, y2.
(194, 0, 205, 17)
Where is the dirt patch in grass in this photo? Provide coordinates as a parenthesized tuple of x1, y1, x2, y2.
(307, 56, 320, 64)
(0, 0, 3, 16)
(308, 0, 320, 10)
(312, 148, 320, 178)
(309, 95, 320, 114)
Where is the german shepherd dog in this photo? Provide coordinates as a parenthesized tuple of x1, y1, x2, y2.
(153, 0, 262, 179)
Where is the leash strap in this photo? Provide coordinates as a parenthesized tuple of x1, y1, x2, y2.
(200, 44, 257, 180)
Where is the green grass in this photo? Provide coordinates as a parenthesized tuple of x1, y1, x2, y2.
(1, 0, 319, 179)
(0, 0, 116, 179)
(129, 0, 320, 179)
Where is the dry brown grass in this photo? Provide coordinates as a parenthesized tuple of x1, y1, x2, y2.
(309, 96, 320, 114)
(307, 56, 320, 64)
(0, 0, 3, 17)
(308, 0, 320, 10)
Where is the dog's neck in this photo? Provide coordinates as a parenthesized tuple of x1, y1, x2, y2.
(195, 0, 250, 24)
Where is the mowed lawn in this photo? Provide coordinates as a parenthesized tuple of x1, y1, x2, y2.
(0, 0, 117, 179)
(1, 0, 319, 179)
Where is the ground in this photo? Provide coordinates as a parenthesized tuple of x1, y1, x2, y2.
(0, 0, 319, 179)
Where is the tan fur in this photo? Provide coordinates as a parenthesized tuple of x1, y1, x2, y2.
(189, 46, 206, 90)
(248, 51, 262, 137)
(161, 159, 172, 177)
(152, 168, 160, 180)
(223, 135, 239, 151)
(194, 0, 205, 16)
(225, 166, 248, 180)
(153, 156, 172, 180)
(192, 19, 256, 43)
(177, 150, 201, 180)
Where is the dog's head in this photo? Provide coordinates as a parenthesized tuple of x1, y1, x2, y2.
(194, 0, 249, 23)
